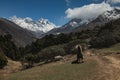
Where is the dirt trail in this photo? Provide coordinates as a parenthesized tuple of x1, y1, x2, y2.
(86, 50, 120, 80)
(104, 56, 120, 69)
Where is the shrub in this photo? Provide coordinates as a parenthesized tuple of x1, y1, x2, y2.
(0, 35, 20, 60)
(64, 39, 87, 54)
(90, 30, 117, 48)
(90, 36, 117, 48)
(38, 45, 66, 62)
(0, 48, 8, 68)
(22, 54, 39, 63)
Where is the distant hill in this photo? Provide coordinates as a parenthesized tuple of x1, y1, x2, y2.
(0, 18, 35, 47)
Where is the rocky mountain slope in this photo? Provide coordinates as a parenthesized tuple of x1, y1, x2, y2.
(0, 18, 35, 47)
(46, 8, 120, 35)
(73, 8, 120, 32)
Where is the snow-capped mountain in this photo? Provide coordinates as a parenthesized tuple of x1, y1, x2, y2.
(70, 8, 120, 28)
(73, 8, 120, 32)
(102, 8, 120, 20)
(9, 16, 56, 37)
(45, 8, 120, 35)
(0, 18, 35, 47)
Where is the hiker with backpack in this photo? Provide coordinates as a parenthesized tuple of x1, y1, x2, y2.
(77, 45, 84, 63)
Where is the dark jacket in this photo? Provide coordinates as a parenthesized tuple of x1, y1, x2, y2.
(77, 46, 83, 59)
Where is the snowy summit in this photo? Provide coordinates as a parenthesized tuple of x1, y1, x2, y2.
(9, 16, 56, 37)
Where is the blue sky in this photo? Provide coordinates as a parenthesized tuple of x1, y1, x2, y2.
(0, 0, 120, 26)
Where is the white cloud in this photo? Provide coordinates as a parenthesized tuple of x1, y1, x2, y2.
(115, 7, 120, 9)
(65, 2, 113, 20)
(65, 0, 71, 6)
(106, 0, 120, 4)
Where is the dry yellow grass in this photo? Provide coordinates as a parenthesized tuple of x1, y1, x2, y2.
(0, 55, 99, 80)
(0, 59, 22, 74)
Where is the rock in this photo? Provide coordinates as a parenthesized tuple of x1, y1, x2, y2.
(54, 56, 63, 61)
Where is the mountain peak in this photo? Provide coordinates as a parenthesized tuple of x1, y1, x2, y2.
(102, 8, 120, 20)
(45, 8, 120, 36)
(38, 18, 49, 24)
(0, 18, 35, 47)
(9, 16, 56, 37)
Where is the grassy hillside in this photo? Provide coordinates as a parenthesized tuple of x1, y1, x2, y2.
(1, 43, 120, 80)
(4, 56, 99, 80)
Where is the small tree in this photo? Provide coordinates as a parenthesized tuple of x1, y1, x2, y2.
(0, 48, 8, 68)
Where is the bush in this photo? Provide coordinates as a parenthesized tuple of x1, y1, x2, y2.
(64, 39, 87, 54)
(90, 30, 117, 48)
(90, 36, 117, 48)
(0, 48, 8, 68)
(0, 35, 20, 60)
(38, 45, 66, 62)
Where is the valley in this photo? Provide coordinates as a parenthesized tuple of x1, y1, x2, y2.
(0, 2, 120, 80)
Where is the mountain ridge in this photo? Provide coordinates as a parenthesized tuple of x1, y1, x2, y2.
(0, 18, 35, 47)
(45, 8, 120, 36)
(9, 16, 56, 37)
